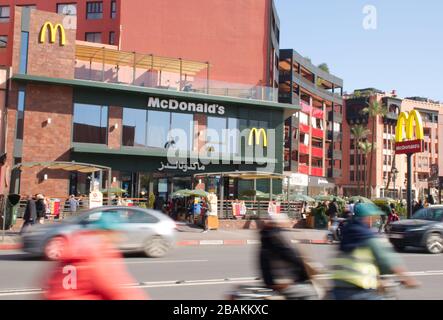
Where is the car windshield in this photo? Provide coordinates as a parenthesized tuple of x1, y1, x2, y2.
(412, 208, 443, 222)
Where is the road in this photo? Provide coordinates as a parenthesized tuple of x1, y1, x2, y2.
(0, 243, 441, 300)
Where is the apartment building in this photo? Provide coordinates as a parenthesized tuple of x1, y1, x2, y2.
(278, 49, 344, 196)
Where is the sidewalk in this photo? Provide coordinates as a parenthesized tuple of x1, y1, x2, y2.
(0, 224, 331, 251)
(175, 223, 331, 246)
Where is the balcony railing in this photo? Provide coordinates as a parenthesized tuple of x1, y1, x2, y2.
(75, 43, 278, 102)
(311, 127, 324, 139)
(311, 166, 323, 177)
(312, 147, 323, 158)
(298, 164, 309, 174)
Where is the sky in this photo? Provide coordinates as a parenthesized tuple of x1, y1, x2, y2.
(274, 0, 443, 101)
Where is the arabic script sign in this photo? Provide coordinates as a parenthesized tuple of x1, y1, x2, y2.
(158, 161, 206, 173)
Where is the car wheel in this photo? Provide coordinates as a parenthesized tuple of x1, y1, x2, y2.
(143, 236, 171, 258)
(44, 236, 67, 260)
(425, 233, 443, 254)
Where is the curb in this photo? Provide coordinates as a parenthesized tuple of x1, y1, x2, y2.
(176, 239, 331, 246)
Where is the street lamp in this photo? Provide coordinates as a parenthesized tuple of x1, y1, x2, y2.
(391, 167, 399, 198)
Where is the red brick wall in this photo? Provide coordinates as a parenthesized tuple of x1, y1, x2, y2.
(27, 9, 76, 79)
(19, 83, 73, 197)
(108, 106, 122, 149)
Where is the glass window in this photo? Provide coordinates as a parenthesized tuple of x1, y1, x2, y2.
(207, 117, 226, 153)
(412, 209, 433, 221)
(122, 108, 147, 147)
(57, 3, 77, 15)
(19, 32, 29, 74)
(111, 0, 117, 18)
(127, 210, 159, 224)
(17, 5, 36, 10)
(0, 35, 7, 48)
(170, 113, 193, 151)
(227, 118, 239, 154)
(147, 110, 170, 149)
(109, 31, 115, 45)
(16, 88, 26, 140)
(86, 1, 103, 19)
(0, 6, 10, 23)
(73, 103, 108, 144)
(85, 32, 102, 43)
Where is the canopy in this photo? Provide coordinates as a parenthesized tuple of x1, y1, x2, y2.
(76, 44, 209, 76)
(348, 196, 374, 204)
(12, 161, 110, 173)
(289, 194, 316, 202)
(195, 171, 285, 180)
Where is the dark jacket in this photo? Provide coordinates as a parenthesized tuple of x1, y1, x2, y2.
(327, 202, 339, 217)
(36, 199, 46, 218)
(23, 199, 37, 222)
(339, 218, 374, 253)
(259, 226, 309, 287)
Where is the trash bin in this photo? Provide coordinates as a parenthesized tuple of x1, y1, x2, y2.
(1, 194, 21, 230)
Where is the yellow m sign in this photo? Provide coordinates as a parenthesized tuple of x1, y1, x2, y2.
(395, 110, 424, 143)
(248, 128, 268, 147)
(39, 22, 66, 46)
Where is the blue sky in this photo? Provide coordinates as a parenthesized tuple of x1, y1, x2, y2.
(274, 0, 443, 101)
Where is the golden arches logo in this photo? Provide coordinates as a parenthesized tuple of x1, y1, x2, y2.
(395, 110, 424, 142)
(248, 128, 268, 147)
(39, 22, 66, 46)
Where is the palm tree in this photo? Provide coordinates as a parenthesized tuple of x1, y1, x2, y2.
(351, 125, 369, 195)
(359, 141, 373, 197)
(362, 101, 388, 197)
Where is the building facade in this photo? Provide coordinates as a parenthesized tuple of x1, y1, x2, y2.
(341, 88, 443, 201)
(0, 7, 294, 202)
(278, 49, 344, 196)
(0, 0, 279, 94)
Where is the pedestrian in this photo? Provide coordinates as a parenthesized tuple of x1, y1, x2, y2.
(413, 199, 424, 214)
(21, 195, 37, 234)
(35, 194, 46, 224)
(326, 198, 339, 229)
(43, 213, 147, 300)
(387, 203, 400, 224)
(378, 203, 391, 233)
(193, 198, 202, 225)
(69, 194, 79, 214)
(348, 200, 355, 216)
(201, 199, 209, 233)
(427, 193, 435, 205)
(185, 198, 194, 224)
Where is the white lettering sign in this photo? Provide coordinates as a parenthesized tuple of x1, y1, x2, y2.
(148, 97, 225, 115)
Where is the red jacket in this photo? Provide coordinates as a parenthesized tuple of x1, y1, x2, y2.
(43, 231, 147, 300)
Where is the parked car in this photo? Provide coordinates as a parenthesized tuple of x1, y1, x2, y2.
(22, 206, 177, 260)
(387, 205, 443, 254)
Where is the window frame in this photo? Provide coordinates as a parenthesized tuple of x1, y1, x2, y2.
(86, 1, 103, 20)
(0, 35, 7, 48)
(0, 6, 10, 23)
(85, 32, 102, 43)
(56, 3, 77, 16)
(111, 0, 117, 19)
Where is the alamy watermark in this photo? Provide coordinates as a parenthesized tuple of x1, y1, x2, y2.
(362, 4, 377, 30)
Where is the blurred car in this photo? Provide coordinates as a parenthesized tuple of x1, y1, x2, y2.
(22, 206, 177, 260)
(387, 205, 443, 254)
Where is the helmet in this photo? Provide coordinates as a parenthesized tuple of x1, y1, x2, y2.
(354, 203, 383, 217)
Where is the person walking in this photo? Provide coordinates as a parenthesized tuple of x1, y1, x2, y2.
(21, 195, 37, 234)
(327, 198, 339, 229)
(201, 199, 209, 233)
(35, 194, 46, 224)
(69, 195, 79, 214)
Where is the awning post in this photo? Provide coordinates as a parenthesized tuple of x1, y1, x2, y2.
(220, 174, 224, 218)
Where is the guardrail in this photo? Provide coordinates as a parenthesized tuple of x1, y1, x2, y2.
(9, 197, 304, 220)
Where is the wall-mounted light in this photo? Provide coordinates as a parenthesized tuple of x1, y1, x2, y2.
(112, 177, 117, 183)
(44, 174, 48, 180)
(114, 123, 119, 129)
(47, 118, 52, 125)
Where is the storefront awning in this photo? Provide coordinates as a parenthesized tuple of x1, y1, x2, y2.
(12, 161, 110, 173)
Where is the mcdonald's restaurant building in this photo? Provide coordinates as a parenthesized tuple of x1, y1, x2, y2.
(0, 7, 297, 201)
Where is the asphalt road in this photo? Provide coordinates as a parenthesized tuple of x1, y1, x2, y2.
(0, 243, 441, 300)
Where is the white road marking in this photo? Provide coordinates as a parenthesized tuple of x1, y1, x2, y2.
(2, 270, 443, 297)
(199, 240, 224, 245)
(125, 259, 208, 265)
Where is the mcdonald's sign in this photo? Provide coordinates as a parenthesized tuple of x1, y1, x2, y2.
(248, 128, 268, 147)
(395, 110, 424, 154)
(39, 22, 66, 46)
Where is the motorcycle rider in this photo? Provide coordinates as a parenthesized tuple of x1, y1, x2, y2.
(259, 213, 318, 300)
(330, 203, 419, 300)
